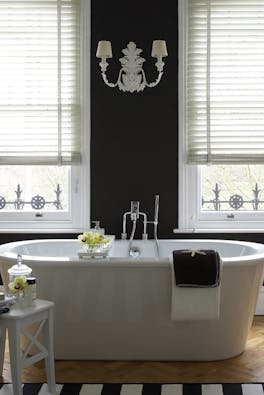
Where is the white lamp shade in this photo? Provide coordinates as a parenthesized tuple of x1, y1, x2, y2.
(96, 41, 113, 58)
(151, 40, 168, 58)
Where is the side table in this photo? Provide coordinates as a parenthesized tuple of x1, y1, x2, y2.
(0, 299, 56, 395)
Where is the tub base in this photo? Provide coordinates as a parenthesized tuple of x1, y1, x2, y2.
(0, 238, 263, 361)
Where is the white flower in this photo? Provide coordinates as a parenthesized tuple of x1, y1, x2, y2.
(9, 276, 28, 294)
(181, 249, 207, 257)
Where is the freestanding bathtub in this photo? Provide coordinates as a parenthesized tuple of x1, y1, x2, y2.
(0, 238, 264, 361)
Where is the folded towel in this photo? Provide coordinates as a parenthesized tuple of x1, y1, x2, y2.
(172, 249, 220, 287)
(170, 250, 222, 321)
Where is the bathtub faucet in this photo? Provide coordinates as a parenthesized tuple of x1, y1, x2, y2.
(121, 201, 148, 240)
(121, 195, 159, 240)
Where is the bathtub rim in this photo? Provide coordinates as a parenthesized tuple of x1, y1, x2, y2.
(0, 238, 263, 267)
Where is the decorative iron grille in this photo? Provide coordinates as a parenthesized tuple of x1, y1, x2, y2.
(0, 184, 63, 210)
(202, 183, 264, 211)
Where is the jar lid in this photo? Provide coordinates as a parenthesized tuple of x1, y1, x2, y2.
(8, 263, 32, 277)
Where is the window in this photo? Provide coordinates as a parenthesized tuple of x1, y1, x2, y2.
(0, 166, 69, 212)
(0, 0, 89, 231)
(179, 0, 264, 231)
(201, 165, 264, 212)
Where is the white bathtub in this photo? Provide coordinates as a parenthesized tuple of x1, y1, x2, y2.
(0, 238, 264, 361)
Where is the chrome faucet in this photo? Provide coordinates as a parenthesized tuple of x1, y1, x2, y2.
(121, 201, 147, 240)
(121, 195, 160, 241)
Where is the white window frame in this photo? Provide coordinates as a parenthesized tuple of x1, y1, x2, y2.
(0, 0, 90, 233)
(177, 0, 264, 233)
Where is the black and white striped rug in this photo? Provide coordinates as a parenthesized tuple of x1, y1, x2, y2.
(0, 383, 264, 394)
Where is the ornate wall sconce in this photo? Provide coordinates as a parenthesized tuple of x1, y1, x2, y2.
(96, 40, 168, 93)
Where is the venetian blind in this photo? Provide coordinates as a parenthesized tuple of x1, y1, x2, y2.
(187, 0, 264, 164)
(0, 0, 81, 165)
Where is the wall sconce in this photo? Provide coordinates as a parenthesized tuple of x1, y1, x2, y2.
(96, 40, 168, 93)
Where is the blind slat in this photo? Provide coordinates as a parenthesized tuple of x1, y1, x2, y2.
(0, 0, 80, 165)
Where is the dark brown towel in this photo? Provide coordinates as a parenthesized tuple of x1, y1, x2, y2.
(172, 249, 221, 288)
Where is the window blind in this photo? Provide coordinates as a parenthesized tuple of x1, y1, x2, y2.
(187, 0, 264, 164)
(0, 0, 81, 165)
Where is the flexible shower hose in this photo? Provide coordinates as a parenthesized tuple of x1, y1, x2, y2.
(128, 220, 137, 256)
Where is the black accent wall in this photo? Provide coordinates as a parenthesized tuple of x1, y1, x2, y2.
(89, 1, 264, 243)
(91, 0, 178, 238)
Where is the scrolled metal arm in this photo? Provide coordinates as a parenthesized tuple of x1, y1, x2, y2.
(143, 70, 164, 88)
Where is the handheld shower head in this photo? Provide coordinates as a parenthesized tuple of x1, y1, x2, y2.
(154, 195, 159, 224)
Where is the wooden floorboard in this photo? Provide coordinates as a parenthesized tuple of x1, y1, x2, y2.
(1, 316, 264, 384)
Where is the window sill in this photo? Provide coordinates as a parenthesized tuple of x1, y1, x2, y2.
(173, 228, 264, 234)
(0, 228, 83, 234)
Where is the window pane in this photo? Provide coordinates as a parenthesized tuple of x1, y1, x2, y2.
(0, 166, 69, 212)
(201, 165, 264, 211)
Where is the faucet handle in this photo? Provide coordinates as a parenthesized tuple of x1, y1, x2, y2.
(130, 201, 140, 221)
(92, 220, 100, 229)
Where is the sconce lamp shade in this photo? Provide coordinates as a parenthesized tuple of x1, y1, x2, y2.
(151, 40, 168, 58)
(96, 41, 113, 58)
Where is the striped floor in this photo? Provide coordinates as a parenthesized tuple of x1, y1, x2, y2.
(0, 383, 264, 395)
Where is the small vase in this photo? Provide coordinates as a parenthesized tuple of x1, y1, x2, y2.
(14, 292, 25, 308)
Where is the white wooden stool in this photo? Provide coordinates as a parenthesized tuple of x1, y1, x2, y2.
(0, 299, 56, 395)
